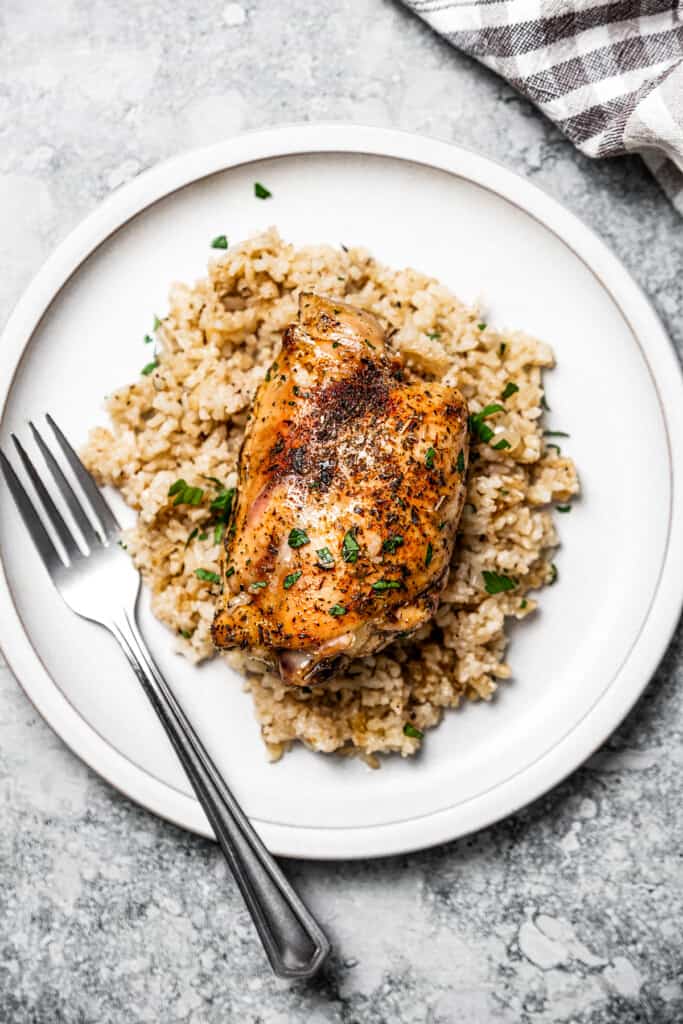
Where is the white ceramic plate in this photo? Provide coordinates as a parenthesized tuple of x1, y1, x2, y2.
(1, 125, 681, 860)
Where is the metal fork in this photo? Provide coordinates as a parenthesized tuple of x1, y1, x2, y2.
(0, 415, 330, 980)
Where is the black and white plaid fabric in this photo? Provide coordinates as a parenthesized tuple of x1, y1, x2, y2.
(402, 0, 683, 213)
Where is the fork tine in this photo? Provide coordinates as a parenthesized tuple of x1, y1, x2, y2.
(11, 435, 82, 563)
(0, 449, 63, 573)
(46, 414, 120, 538)
(29, 421, 103, 550)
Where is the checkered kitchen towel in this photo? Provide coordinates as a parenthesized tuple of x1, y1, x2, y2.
(401, 0, 683, 213)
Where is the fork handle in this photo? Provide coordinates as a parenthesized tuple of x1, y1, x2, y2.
(110, 611, 330, 980)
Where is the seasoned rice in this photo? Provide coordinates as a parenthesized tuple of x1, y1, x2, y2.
(83, 229, 579, 764)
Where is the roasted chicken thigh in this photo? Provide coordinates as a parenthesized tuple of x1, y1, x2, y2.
(212, 293, 469, 686)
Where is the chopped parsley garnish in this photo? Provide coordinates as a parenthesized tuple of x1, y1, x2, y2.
(382, 535, 404, 554)
(141, 359, 159, 376)
(199, 532, 208, 540)
(425, 542, 433, 567)
(541, 395, 551, 411)
(283, 570, 302, 590)
(329, 603, 347, 616)
(342, 530, 360, 563)
(469, 404, 504, 443)
(364, 338, 376, 350)
(403, 723, 424, 739)
(426, 331, 441, 340)
(288, 527, 310, 548)
(180, 628, 193, 639)
(549, 563, 558, 584)
(185, 527, 199, 547)
(214, 522, 226, 543)
(438, 521, 446, 530)
(482, 570, 517, 594)
(492, 438, 511, 451)
(254, 182, 272, 199)
(371, 579, 402, 592)
(143, 333, 154, 345)
(425, 447, 436, 470)
(546, 443, 561, 454)
(195, 568, 221, 584)
(477, 323, 487, 331)
(316, 547, 335, 568)
(211, 235, 228, 249)
(153, 315, 162, 330)
(501, 382, 519, 400)
(168, 479, 204, 506)
(201, 475, 225, 489)
(556, 505, 571, 513)
(499, 342, 506, 357)
(210, 488, 236, 519)
(520, 599, 528, 609)
(225, 566, 235, 577)
(456, 450, 465, 473)
(249, 581, 267, 592)
(543, 430, 569, 438)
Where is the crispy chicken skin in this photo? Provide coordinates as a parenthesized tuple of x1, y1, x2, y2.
(211, 293, 469, 686)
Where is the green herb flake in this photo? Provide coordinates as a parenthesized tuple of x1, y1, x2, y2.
(556, 505, 571, 513)
(254, 182, 272, 199)
(492, 438, 511, 451)
(426, 331, 441, 340)
(288, 527, 310, 549)
(501, 382, 519, 401)
(141, 359, 159, 376)
(332, 341, 341, 348)
(316, 547, 335, 568)
(185, 527, 199, 548)
(482, 570, 517, 595)
(342, 530, 360, 563)
(425, 542, 433, 567)
(403, 722, 424, 739)
(168, 479, 205, 507)
(201, 475, 224, 489)
(153, 315, 162, 330)
(143, 333, 154, 345)
(371, 579, 402, 592)
(438, 521, 446, 530)
(364, 338, 376, 350)
(211, 235, 228, 249)
(210, 488, 236, 517)
(478, 322, 487, 331)
(249, 581, 267, 592)
(283, 570, 302, 590)
(456, 450, 465, 473)
(541, 395, 551, 411)
(198, 532, 208, 540)
(549, 563, 558, 584)
(499, 342, 506, 357)
(543, 430, 570, 438)
(214, 522, 226, 543)
(520, 599, 528, 609)
(546, 443, 561, 454)
(469, 404, 505, 444)
(382, 535, 404, 554)
(195, 568, 221, 584)
(226, 567, 235, 578)
(329, 603, 347, 617)
(425, 446, 436, 470)
(180, 628, 193, 639)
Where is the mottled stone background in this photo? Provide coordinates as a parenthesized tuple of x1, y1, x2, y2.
(1, 2, 681, 1022)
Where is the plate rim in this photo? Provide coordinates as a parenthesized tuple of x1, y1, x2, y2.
(1, 122, 682, 859)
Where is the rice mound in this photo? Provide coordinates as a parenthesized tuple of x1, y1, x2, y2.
(83, 229, 579, 764)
